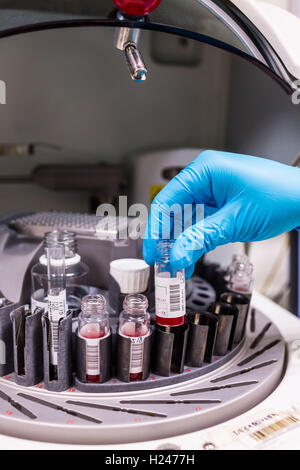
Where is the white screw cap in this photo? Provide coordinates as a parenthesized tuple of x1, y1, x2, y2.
(110, 258, 150, 294)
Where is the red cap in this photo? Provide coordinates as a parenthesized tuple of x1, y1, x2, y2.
(113, 0, 162, 17)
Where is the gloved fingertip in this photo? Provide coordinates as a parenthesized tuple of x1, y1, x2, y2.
(170, 237, 185, 260)
(171, 238, 193, 265)
(185, 264, 195, 280)
(171, 250, 192, 271)
(170, 241, 186, 269)
(171, 257, 187, 271)
(171, 237, 205, 271)
(142, 239, 157, 266)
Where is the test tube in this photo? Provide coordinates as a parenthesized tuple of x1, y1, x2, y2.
(78, 294, 110, 383)
(119, 294, 150, 381)
(155, 240, 186, 327)
(46, 245, 68, 380)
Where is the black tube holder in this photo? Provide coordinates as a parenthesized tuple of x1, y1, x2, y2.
(75, 329, 112, 391)
(152, 322, 189, 376)
(116, 329, 152, 383)
(42, 311, 73, 392)
(11, 305, 44, 386)
(208, 302, 239, 355)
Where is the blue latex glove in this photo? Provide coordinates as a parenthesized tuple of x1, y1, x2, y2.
(143, 150, 300, 278)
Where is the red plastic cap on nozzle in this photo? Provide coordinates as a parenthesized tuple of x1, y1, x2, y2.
(113, 0, 162, 17)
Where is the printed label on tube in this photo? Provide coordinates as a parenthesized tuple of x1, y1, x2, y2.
(48, 289, 67, 365)
(155, 273, 186, 319)
(129, 336, 144, 374)
(85, 337, 100, 376)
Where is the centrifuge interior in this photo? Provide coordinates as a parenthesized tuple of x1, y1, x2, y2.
(0, 0, 300, 450)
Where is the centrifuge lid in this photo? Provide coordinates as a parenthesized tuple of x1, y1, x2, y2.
(232, 0, 300, 84)
(0, 0, 298, 90)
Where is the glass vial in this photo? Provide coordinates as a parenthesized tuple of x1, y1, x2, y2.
(155, 240, 186, 327)
(31, 230, 89, 313)
(78, 294, 110, 383)
(47, 245, 68, 381)
(224, 253, 249, 283)
(229, 261, 254, 299)
(119, 294, 150, 381)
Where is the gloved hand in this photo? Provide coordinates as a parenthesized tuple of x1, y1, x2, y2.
(143, 150, 300, 278)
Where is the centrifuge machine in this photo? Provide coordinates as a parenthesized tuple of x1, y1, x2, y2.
(0, 0, 299, 450)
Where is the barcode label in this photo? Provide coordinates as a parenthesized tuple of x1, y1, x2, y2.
(251, 415, 299, 442)
(169, 284, 180, 312)
(155, 273, 185, 318)
(85, 338, 100, 376)
(48, 289, 67, 365)
(130, 337, 144, 374)
(51, 321, 59, 352)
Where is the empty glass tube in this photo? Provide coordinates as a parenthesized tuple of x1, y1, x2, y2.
(78, 294, 110, 383)
(224, 253, 249, 283)
(31, 230, 89, 313)
(46, 245, 68, 380)
(155, 240, 186, 327)
(119, 294, 150, 381)
(229, 261, 254, 299)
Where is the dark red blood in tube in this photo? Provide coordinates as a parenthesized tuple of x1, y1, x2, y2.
(87, 373, 100, 383)
(129, 372, 143, 381)
(113, 0, 162, 16)
(156, 315, 186, 327)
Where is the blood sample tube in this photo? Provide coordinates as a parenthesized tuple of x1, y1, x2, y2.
(155, 240, 186, 327)
(119, 294, 150, 381)
(78, 294, 110, 383)
(46, 245, 68, 381)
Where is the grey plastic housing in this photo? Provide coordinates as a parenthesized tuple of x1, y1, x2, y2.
(75, 328, 112, 391)
(117, 329, 152, 382)
(185, 277, 216, 312)
(208, 302, 239, 356)
(220, 292, 250, 344)
(185, 311, 209, 368)
(11, 305, 43, 386)
(42, 311, 73, 392)
(0, 301, 20, 376)
(152, 323, 189, 376)
(0, 309, 285, 446)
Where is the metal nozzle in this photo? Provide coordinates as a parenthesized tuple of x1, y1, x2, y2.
(125, 44, 147, 81)
(114, 12, 147, 82)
